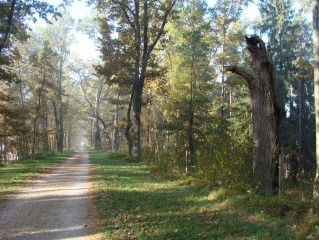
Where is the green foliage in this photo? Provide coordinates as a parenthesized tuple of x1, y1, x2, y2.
(0, 0, 60, 84)
(256, 0, 315, 177)
(90, 149, 314, 239)
(196, 121, 253, 187)
(139, 0, 254, 189)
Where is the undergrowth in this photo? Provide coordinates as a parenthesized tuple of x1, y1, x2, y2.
(90, 150, 319, 239)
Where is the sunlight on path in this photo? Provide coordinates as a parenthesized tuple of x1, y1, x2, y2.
(0, 151, 98, 240)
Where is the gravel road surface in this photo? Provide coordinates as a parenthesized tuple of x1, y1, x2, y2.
(0, 150, 99, 240)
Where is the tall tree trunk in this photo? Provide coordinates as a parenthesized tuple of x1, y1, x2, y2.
(312, 0, 319, 199)
(52, 100, 59, 153)
(94, 116, 101, 150)
(297, 79, 303, 175)
(89, 117, 94, 146)
(57, 59, 64, 154)
(67, 121, 72, 149)
(226, 35, 284, 194)
(125, 87, 134, 156)
(113, 105, 119, 151)
(3, 114, 7, 162)
(221, 27, 226, 117)
(17, 60, 28, 159)
(44, 101, 49, 153)
(132, 85, 143, 159)
(32, 75, 46, 155)
(297, 16, 305, 177)
(188, 58, 195, 173)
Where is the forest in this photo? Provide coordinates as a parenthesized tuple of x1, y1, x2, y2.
(0, 0, 318, 198)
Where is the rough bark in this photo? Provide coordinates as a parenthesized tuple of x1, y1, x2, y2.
(125, 89, 134, 156)
(225, 35, 284, 194)
(312, 0, 319, 199)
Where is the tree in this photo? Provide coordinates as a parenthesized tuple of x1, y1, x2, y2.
(257, 0, 314, 179)
(210, 0, 248, 117)
(226, 35, 284, 194)
(94, 18, 135, 154)
(75, 61, 107, 150)
(28, 41, 56, 155)
(164, 0, 213, 172)
(95, 0, 178, 159)
(313, 0, 319, 199)
(0, 0, 59, 84)
(40, 13, 74, 153)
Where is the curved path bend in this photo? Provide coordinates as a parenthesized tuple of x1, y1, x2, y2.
(0, 150, 99, 240)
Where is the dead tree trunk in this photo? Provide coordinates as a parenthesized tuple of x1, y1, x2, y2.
(312, 0, 319, 199)
(225, 35, 284, 194)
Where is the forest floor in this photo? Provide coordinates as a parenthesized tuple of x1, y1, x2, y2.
(90, 150, 319, 240)
(2, 149, 319, 239)
(0, 150, 99, 240)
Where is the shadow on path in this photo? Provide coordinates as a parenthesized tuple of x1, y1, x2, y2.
(0, 151, 98, 240)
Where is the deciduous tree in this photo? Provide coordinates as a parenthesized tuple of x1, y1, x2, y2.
(94, 0, 178, 159)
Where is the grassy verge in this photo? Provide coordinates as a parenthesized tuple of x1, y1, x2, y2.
(0, 150, 74, 201)
(90, 150, 318, 239)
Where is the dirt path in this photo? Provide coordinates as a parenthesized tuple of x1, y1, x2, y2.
(0, 150, 99, 240)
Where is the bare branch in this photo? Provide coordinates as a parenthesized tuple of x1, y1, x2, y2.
(147, 0, 178, 58)
(111, 0, 135, 29)
(96, 115, 109, 129)
(111, 0, 135, 17)
(79, 77, 94, 110)
(121, 6, 135, 30)
(224, 65, 254, 87)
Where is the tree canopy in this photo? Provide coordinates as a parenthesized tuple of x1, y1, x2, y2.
(0, 0, 317, 196)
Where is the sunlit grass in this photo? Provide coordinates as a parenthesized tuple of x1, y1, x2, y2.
(90, 150, 310, 239)
(0, 150, 74, 201)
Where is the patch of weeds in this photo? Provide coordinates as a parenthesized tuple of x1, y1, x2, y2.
(90, 150, 302, 239)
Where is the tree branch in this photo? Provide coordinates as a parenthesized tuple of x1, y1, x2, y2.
(111, 0, 135, 29)
(95, 115, 108, 130)
(0, 0, 16, 53)
(111, 0, 135, 17)
(224, 65, 254, 88)
(79, 77, 94, 110)
(147, 0, 178, 58)
(120, 6, 135, 30)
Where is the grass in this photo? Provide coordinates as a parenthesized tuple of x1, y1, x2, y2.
(0, 150, 74, 201)
(90, 150, 318, 239)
